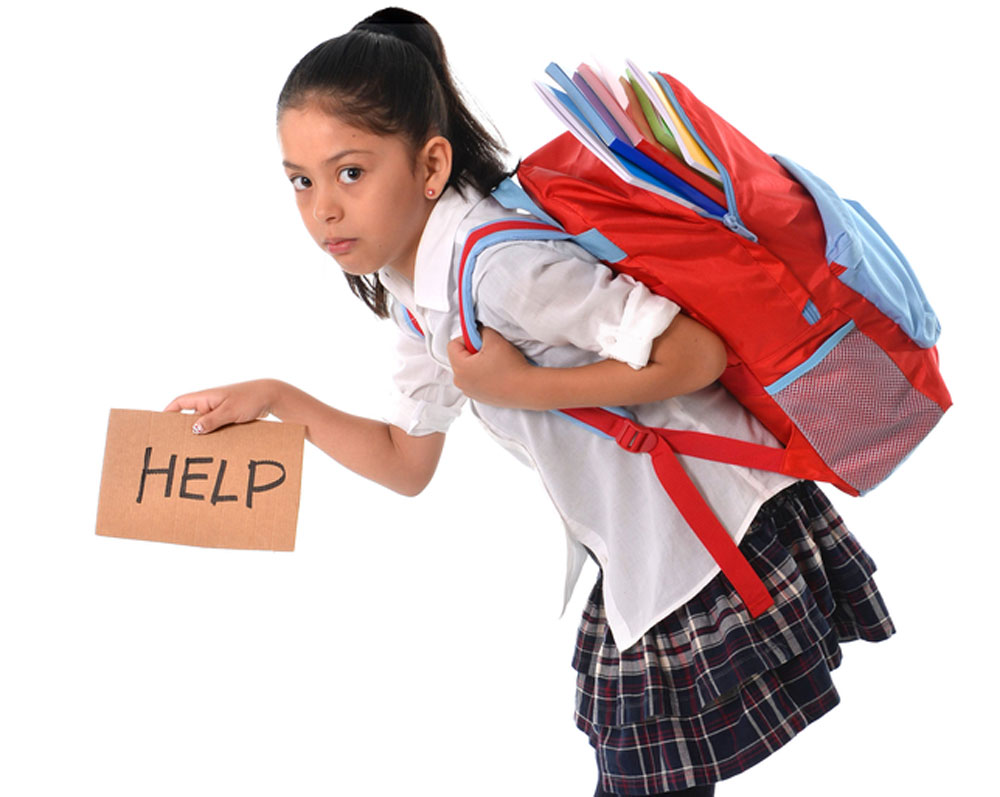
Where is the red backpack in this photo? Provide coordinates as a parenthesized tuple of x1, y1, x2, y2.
(452, 69, 951, 617)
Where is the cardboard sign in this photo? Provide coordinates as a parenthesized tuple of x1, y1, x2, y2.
(96, 409, 305, 551)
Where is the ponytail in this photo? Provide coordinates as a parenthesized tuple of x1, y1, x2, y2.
(277, 7, 510, 318)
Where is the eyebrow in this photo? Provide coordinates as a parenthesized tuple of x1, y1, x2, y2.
(282, 148, 373, 170)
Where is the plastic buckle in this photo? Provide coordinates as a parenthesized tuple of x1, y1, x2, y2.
(615, 419, 658, 453)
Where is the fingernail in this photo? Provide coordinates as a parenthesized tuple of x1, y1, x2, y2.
(192, 422, 204, 434)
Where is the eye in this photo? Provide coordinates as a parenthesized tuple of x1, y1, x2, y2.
(338, 166, 363, 184)
(290, 175, 311, 191)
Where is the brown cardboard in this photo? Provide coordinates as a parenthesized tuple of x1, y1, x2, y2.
(96, 409, 305, 551)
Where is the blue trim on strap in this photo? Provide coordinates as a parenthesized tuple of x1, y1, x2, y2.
(571, 228, 627, 263)
(461, 223, 572, 351)
(554, 404, 634, 437)
(765, 321, 856, 395)
(554, 410, 615, 439)
(402, 307, 423, 338)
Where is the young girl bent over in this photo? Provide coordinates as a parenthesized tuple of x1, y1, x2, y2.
(168, 9, 895, 795)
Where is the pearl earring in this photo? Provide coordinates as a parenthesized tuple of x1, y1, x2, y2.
(426, 188, 436, 198)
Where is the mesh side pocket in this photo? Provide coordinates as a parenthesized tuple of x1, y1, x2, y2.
(769, 326, 943, 493)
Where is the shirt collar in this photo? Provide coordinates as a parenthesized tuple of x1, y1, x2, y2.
(379, 186, 483, 313)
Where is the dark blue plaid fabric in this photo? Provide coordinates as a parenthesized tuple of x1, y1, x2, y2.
(573, 481, 894, 794)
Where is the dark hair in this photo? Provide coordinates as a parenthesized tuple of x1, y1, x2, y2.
(277, 7, 509, 318)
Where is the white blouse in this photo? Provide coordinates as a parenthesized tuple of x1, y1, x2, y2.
(378, 186, 794, 650)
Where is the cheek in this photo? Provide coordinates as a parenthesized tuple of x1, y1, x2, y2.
(383, 182, 427, 226)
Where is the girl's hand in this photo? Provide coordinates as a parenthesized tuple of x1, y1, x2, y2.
(164, 379, 283, 434)
(447, 328, 534, 408)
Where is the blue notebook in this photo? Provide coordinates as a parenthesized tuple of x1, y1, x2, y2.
(545, 64, 727, 218)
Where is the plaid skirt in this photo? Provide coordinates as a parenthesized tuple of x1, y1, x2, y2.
(573, 481, 895, 795)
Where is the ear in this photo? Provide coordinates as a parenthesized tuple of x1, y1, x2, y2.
(419, 135, 453, 198)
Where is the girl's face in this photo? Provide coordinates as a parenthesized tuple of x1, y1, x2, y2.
(278, 104, 451, 282)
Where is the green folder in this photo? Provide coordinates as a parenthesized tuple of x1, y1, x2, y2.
(627, 70, 681, 160)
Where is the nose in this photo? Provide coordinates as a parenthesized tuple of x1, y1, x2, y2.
(312, 187, 342, 223)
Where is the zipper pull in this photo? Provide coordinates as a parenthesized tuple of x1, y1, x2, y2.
(722, 212, 758, 242)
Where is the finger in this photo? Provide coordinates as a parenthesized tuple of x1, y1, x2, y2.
(447, 337, 472, 365)
(192, 403, 232, 435)
(164, 396, 195, 413)
(164, 391, 219, 414)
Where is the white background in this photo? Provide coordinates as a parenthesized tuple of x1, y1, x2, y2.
(1, 1, 995, 795)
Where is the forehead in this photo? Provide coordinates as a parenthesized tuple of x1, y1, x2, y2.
(278, 105, 411, 165)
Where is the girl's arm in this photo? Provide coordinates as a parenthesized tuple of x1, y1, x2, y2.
(447, 314, 727, 410)
(165, 379, 444, 496)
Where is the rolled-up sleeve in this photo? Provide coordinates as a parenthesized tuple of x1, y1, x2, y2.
(383, 306, 467, 436)
(472, 239, 681, 369)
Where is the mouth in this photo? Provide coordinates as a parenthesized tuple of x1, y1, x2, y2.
(324, 237, 357, 256)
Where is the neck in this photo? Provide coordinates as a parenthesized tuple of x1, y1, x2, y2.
(393, 195, 439, 284)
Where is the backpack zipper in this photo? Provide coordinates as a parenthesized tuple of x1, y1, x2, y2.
(652, 74, 757, 243)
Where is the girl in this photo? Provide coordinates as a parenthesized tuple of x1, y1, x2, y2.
(167, 8, 895, 795)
